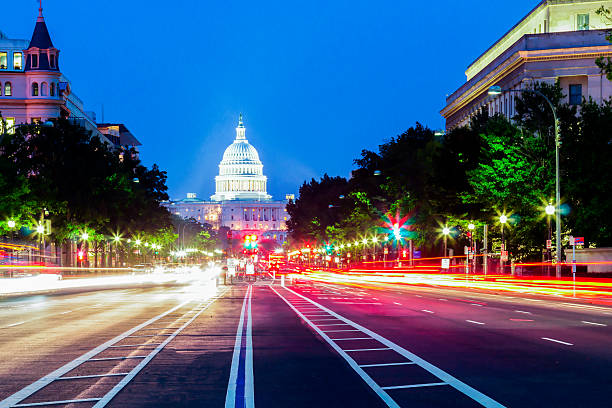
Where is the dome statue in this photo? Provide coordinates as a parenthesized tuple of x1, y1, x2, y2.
(211, 115, 272, 202)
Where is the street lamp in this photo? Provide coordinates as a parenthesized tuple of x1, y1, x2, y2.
(81, 232, 89, 241)
(489, 85, 561, 277)
(499, 215, 508, 273)
(468, 223, 475, 273)
(545, 203, 555, 276)
(7, 220, 16, 229)
(442, 226, 451, 257)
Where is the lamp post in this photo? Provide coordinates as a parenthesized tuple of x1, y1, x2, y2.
(442, 226, 450, 257)
(113, 235, 121, 267)
(489, 85, 561, 277)
(545, 203, 555, 276)
(499, 215, 508, 274)
(468, 223, 475, 273)
(393, 224, 401, 265)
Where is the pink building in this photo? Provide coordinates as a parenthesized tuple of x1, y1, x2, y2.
(0, 5, 140, 150)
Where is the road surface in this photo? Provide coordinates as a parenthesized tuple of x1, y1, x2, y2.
(1, 277, 611, 407)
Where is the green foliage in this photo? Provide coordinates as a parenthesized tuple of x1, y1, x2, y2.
(0, 119, 172, 248)
(287, 82, 612, 259)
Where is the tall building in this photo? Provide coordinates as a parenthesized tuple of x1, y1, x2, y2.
(0, 5, 140, 150)
(163, 116, 290, 245)
(441, 0, 612, 130)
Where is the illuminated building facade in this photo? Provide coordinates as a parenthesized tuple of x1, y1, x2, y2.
(0, 5, 140, 150)
(441, 0, 612, 130)
(164, 116, 290, 245)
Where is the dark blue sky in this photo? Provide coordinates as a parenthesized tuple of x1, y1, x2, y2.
(5, 1, 535, 200)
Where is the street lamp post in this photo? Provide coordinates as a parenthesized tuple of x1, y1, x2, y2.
(7, 220, 16, 277)
(442, 227, 450, 257)
(489, 85, 561, 277)
(545, 203, 555, 276)
(393, 224, 401, 265)
(468, 223, 475, 274)
(499, 215, 508, 274)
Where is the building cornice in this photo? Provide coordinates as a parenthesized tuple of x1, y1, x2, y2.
(441, 45, 612, 119)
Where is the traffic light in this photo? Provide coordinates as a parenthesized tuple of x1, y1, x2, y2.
(244, 235, 259, 249)
(78, 250, 84, 261)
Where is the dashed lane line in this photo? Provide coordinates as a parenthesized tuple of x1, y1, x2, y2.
(421, 310, 435, 314)
(541, 337, 573, 346)
(466, 320, 485, 325)
(581, 321, 607, 327)
(274, 285, 507, 408)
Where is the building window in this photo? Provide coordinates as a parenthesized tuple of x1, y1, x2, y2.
(13, 53, 22, 70)
(3, 117, 15, 134)
(0, 52, 7, 69)
(32, 82, 39, 96)
(31, 53, 39, 68)
(577, 14, 589, 30)
(569, 84, 582, 105)
(50, 83, 55, 97)
(41, 82, 48, 96)
(4, 82, 12, 96)
(49, 54, 56, 68)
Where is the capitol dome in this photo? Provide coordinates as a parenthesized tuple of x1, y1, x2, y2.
(211, 115, 271, 202)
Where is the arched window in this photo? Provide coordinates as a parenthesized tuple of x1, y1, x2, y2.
(4, 82, 12, 96)
(32, 82, 39, 97)
(41, 82, 48, 96)
(50, 82, 55, 97)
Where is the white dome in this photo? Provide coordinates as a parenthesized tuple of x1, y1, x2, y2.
(211, 115, 271, 202)
(221, 140, 261, 164)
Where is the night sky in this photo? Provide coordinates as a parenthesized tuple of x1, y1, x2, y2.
(4, 1, 536, 200)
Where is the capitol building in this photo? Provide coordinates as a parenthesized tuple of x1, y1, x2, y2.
(164, 116, 290, 245)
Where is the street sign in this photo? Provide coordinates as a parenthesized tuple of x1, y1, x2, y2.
(569, 236, 574, 246)
(501, 251, 508, 262)
(441, 258, 450, 269)
(546, 239, 552, 249)
(384, 247, 389, 255)
(464, 246, 469, 255)
(573, 237, 584, 246)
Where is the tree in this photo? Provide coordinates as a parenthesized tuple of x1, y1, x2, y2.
(286, 175, 351, 244)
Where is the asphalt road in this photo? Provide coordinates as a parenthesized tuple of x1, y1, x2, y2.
(1, 276, 611, 407)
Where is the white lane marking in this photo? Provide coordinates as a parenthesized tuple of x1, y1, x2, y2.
(359, 362, 416, 368)
(94, 293, 226, 408)
(225, 286, 251, 408)
(245, 286, 255, 408)
(276, 286, 507, 408)
(581, 321, 607, 327)
(4, 321, 26, 328)
(13, 397, 102, 406)
(471, 304, 483, 307)
(393, 302, 402, 305)
(382, 382, 448, 390)
(421, 310, 434, 314)
(344, 348, 392, 352)
(466, 320, 485, 325)
(317, 323, 351, 327)
(438, 298, 448, 301)
(332, 338, 372, 341)
(542, 337, 573, 346)
(415, 295, 422, 297)
(60, 310, 73, 315)
(0, 299, 193, 408)
(515, 310, 532, 314)
(323, 329, 362, 333)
